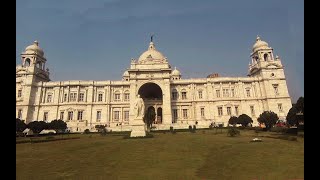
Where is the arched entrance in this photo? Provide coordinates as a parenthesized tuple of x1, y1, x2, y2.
(138, 83, 163, 100)
(138, 82, 163, 128)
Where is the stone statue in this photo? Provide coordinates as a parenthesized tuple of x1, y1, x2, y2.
(134, 94, 145, 118)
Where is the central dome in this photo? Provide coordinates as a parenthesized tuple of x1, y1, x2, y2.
(138, 42, 165, 62)
(252, 36, 269, 52)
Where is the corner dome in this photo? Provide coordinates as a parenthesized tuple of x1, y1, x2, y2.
(24, 41, 44, 57)
(171, 67, 181, 76)
(252, 36, 269, 52)
(123, 70, 129, 76)
(138, 42, 165, 62)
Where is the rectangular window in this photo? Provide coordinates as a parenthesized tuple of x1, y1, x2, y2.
(182, 92, 187, 99)
(173, 109, 178, 122)
(172, 92, 178, 100)
(183, 109, 188, 119)
(216, 90, 220, 98)
(43, 112, 48, 121)
(246, 89, 251, 97)
(18, 90, 22, 97)
(200, 108, 205, 117)
(78, 111, 83, 120)
(114, 111, 120, 121)
(64, 94, 68, 102)
(222, 89, 229, 97)
(250, 106, 255, 116)
(124, 111, 129, 121)
(218, 107, 223, 116)
(96, 111, 101, 122)
(79, 93, 84, 102)
(235, 106, 239, 116)
(68, 111, 73, 120)
(47, 94, 52, 103)
(273, 84, 279, 95)
(60, 112, 64, 120)
(199, 91, 203, 99)
(231, 89, 235, 97)
(227, 107, 231, 115)
(98, 93, 103, 102)
(70, 93, 77, 101)
(278, 104, 283, 112)
(18, 109, 22, 119)
(124, 93, 130, 101)
(114, 94, 120, 101)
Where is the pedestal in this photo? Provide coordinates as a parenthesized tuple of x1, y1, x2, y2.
(130, 118, 146, 137)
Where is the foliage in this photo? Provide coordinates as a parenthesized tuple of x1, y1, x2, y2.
(237, 114, 253, 127)
(144, 108, 156, 130)
(84, 129, 90, 134)
(227, 127, 240, 137)
(286, 97, 304, 126)
(257, 111, 279, 130)
(48, 119, 67, 132)
(27, 121, 48, 134)
(95, 125, 106, 133)
(228, 116, 238, 126)
(16, 118, 27, 132)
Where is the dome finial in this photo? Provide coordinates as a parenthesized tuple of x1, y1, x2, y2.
(256, 35, 261, 41)
(150, 33, 154, 42)
(34, 40, 39, 46)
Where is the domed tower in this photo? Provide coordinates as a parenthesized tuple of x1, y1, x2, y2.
(248, 36, 292, 120)
(122, 70, 129, 81)
(248, 36, 283, 78)
(16, 40, 50, 122)
(171, 67, 181, 80)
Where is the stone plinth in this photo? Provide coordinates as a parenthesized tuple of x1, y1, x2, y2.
(130, 118, 146, 137)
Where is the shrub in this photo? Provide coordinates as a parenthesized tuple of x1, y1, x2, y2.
(227, 128, 240, 137)
(270, 127, 287, 133)
(189, 125, 193, 132)
(193, 125, 197, 131)
(84, 129, 90, 134)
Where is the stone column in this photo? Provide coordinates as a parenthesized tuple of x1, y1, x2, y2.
(161, 79, 172, 126)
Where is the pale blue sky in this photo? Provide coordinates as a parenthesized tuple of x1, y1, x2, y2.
(16, 0, 303, 102)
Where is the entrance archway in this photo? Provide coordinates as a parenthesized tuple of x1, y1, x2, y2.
(138, 83, 162, 100)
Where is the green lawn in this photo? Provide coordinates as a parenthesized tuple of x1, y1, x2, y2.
(16, 130, 304, 180)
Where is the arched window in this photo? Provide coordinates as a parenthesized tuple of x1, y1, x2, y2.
(114, 91, 120, 101)
(124, 90, 130, 101)
(264, 53, 268, 61)
(25, 58, 31, 66)
(171, 89, 178, 100)
(181, 89, 187, 100)
(198, 90, 203, 99)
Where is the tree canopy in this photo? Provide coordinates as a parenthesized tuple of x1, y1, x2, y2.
(257, 111, 279, 130)
(16, 118, 27, 132)
(286, 97, 304, 126)
(27, 121, 48, 134)
(49, 119, 67, 133)
(228, 116, 238, 126)
(237, 114, 253, 127)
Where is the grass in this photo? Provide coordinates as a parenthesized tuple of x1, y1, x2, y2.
(16, 129, 304, 180)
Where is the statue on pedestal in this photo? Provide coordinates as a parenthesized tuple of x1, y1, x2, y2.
(134, 94, 145, 118)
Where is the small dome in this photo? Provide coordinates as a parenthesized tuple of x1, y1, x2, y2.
(123, 70, 129, 76)
(207, 73, 219, 78)
(24, 41, 44, 57)
(171, 67, 181, 76)
(252, 36, 269, 52)
(138, 42, 165, 62)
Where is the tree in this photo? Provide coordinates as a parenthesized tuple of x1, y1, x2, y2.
(228, 116, 238, 126)
(16, 118, 27, 132)
(286, 106, 298, 126)
(286, 97, 304, 126)
(257, 111, 279, 130)
(144, 108, 156, 130)
(237, 114, 253, 127)
(27, 121, 48, 134)
(49, 119, 67, 133)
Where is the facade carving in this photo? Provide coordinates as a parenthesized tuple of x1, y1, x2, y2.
(16, 37, 292, 132)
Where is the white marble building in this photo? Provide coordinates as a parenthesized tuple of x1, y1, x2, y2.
(16, 37, 292, 132)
